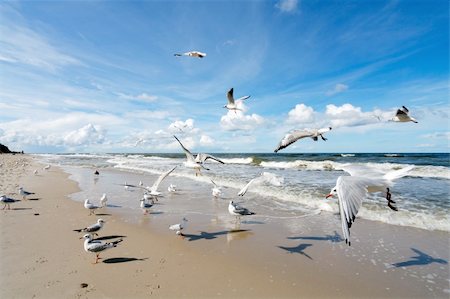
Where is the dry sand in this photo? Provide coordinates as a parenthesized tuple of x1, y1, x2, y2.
(1, 154, 448, 298)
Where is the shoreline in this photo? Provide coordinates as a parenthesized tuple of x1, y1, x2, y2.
(1, 154, 449, 298)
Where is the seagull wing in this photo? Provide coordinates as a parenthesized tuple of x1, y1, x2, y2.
(174, 135, 195, 162)
(238, 177, 258, 196)
(151, 166, 177, 191)
(274, 130, 313, 152)
(210, 179, 218, 187)
(336, 176, 372, 245)
(340, 164, 385, 179)
(401, 106, 409, 113)
(195, 153, 225, 164)
(396, 108, 408, 116)
(235, 95, 250, 102)
(227, 88, 235, 105)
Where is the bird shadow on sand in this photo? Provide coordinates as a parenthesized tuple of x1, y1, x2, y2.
(392, 248, 448, 268)
(287, 231, 343, 243)
(105, 204, 122, 208)
(183, 229, 250, 241)
(28, 198, 41, 201)
(241, 220, 265, 225)
(149, 211, 163, 215)
(93, 213, 112, 216)
(11, 207, 32, 210)
(278, 243, 313, 260)
(94, 235, 127, 241)
(103, 257, 148, 264)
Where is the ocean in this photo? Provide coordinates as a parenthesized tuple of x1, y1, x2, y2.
(36, 152, 450, 232)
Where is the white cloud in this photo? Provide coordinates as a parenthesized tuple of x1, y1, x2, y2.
(325, 103, 391, 128)
(168, 119, 197, 134)
(200, 134, 215, 146)
(275, 0, 299, 13)
(326, 83, 349, 96)
(137, 93, 158, 102)
(421, 132, 450, 140)
(220, 103, 265, 131)
(63, 124, 106, 146)
(415, 143, 435, 148)
(286, 104, 315, 124)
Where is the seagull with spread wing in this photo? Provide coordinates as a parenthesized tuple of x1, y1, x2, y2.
(224, 88, 250, 113)
(238, 172, 284, 196)
(141, 166, 177, 198)
(174, 51, 206, 58)
(391, 106, 418, 123)
(274, 127, 332, 153)
(173, 135, 224, 176)
(326, 164, 414, 246)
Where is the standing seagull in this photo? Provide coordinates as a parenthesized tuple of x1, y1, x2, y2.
(228, 200, 255, 222)
(174, 136, 224, 176)
(274, 127, 332, 153)
(84, 199, 101, 215)
(140, 198, 154, 215)
(326, 164, 414, 246)
(43, 164, 51, 171)
(142, 166, 177, 198)
(0, 195, 20, 210)
(100, 193, 108, 207)
(18, 187, 35, 200)
(238, 172, 284, 196)
(74, 219, 105, 237)
(81, 234, 123, 264)
(169, 217, 188, 236)
(391, 106, 418, 123)
(174, 51, 206, 58)
(224, 88, 250, 113)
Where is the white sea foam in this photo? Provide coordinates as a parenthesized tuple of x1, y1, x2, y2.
(341, 154, 355, 157)
(220, 157, 254, 164)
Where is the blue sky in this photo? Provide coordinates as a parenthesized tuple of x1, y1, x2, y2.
(0, 0, 448, 153)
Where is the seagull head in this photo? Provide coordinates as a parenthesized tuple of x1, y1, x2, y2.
(98, 219, 105, 224)
(326, 187, 337, 199)
(80, 234, 93, 240)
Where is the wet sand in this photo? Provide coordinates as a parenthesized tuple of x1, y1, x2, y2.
(1, 154, 449, 298)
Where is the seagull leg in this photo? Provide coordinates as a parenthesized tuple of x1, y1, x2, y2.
(320, 134, 327, 141)
(2, 204, 6, 210)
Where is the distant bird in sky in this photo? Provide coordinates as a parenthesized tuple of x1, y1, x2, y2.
(228, 200, 255, 221)
(169, 217, 188, 236)
(0, 195, 20, 210)
(174, 135, 224, 176)
(274, 127, 332, 153)
(84, 199, 101, 215)
(18, 187, 35, 200)
(326, 164, 414, 246)
(100, 193, 108, 207)
(74, 219, 105, 237)
(391, 106, 418, 123)
(174, 51, 206, 58)
(81, 234, 123, 264)
(224, 88, 250, 113)
(238, 172, 284, 196)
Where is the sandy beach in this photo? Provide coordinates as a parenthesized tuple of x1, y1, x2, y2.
(1, 154, 449, 298)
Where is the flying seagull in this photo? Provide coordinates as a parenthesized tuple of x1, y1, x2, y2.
(274, 127, 332, 153)
(141, 166, 177, 198)
(224, 88, 250, 113)
(81, 234, 123, 264)
(174, 135, 224, 176)
(174, 51, 206, 58)
(391, 106, 418, 123)
(326, 164, 414, 246)
(238, 172, 284, 196)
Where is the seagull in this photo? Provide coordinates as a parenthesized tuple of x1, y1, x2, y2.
(140, 198, 154, 215)
(391, 106, 418, 123)
(210, 179, 222, 198)
(81, 234, 123, 264)
(33, 169, 38, 175)
(139, 181, 143, 186)
(326, 164, 414, 246)
(100, 193, 108, 207)
(74, 219, 105, 237)
(18, 187, 35, 200)
(238, 172, 284, 196)
(43, 164, 51, 171)
(84, 199, 101, 215)
(168, 184, 177, 193)
(142, 166, 177, 198)
(122, 182, 138, 190)
(274, 127, 332, 153)
(0, 195, 20, 210)
(169, 217, 188, 236)
(174, 51, 206, 58)
(228, 200, 255, 221)
(224, 88, 250, 113)
(174, 135, 224, 176)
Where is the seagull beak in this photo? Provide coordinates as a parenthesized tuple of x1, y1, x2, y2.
(325, 193, 333, 199)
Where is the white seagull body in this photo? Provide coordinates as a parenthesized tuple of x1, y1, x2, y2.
(34, 169, 38, 175)
(174, 136, 224, 176)
(74, 219, 105, 236)
(391, 106, 418, 123)
(84, 199, 101, 215)
(169, 217, 188, 236)
(174, 51, 206, 58)
(43, 164, 51, 170)
(210, 179, 223, 198)
(18, 187, 35, 200)
(140, 198, 154, 215)
(167, 184, 177, 193)
(238, 172, 284, 196)
(326, 164, 414, 246)
(274, 127, 332, 153)
(228, 200, 255, 221)
(81, 234, 123, 264)
(224, 88, 250, 112)
(144, 166, 177, 197)
(1, 195, 20, 210)
(100, 193, 108, 207)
